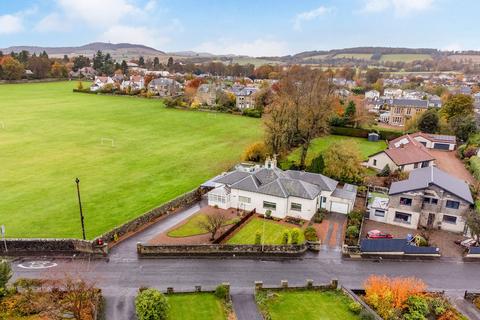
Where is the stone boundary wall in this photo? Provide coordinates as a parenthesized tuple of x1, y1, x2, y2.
(213, 209, 256, 244)
(344, 288, 383, 320)
(137, 243, 307, 258)
(464, 290, 480, 302)
(97, 188, 202, 244)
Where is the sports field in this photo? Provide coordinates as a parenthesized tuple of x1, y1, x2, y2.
(0, 82, 262, 238)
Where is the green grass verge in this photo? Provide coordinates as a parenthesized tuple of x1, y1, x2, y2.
(256, 290, 361, 320)
(226, 217, 304, 245)
(0, 82, 262, 238)
(167, 214, 239, 237)
(284, 135, 387, 167)
(167, 293, 227, 320)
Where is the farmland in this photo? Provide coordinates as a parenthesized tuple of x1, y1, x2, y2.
(334, 53, 372, 60)
(0, 82, 262, 238)
(379, 53, 433, 62)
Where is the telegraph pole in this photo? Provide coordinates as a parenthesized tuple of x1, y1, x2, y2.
(75, 178, 86, 240)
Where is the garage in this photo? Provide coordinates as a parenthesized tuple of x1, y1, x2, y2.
(330, 201, 349, 214)
(433, 143, 451, 150)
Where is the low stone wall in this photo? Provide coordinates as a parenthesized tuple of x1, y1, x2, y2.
(97, 188, 203, 244)
(137, 243, 307, 258)
(213, 209, 256, 244)
(464, 290, 480, 302)
(254, 279, 338, 292)
(343, 288, 383, 320)
(0, 238, 106, 256)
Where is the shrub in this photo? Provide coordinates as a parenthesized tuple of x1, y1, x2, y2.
(359, 310, 375, 320)
(307, 154, 325, 174)
(0, 260, 12, 295)
(474, 296, 480, 310)
(378, 164, 391, 177)
(348, 210, 364, 225)
(282, 231, 289, 245)
(458, 144, 467, 159)
(469, 156, 480, 180)
(405, 295, 429, 317)
(290, 228, 300, 244)
(242, 108, 262, 118)
(135, 288, 169, 320)
(464, 146, 478, 159)
(242, 142, 267, 162)
(214, 284, 228, 300)
(265, 210, 272, 219)
(304, 226, 318, 242)
(430, 297, 448, 316)
(348, 301, 362, 314)
(313, 210, 325, 223)
(76, 81, 84, 90)
(255, 232, 262, 245)
(346, 225, 359, 239)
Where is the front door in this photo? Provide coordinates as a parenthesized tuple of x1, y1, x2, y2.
(427, 213, 435, 228)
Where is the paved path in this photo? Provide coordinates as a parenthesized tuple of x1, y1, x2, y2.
(231, 292, 262, 320)
(446, 292, 480, 320)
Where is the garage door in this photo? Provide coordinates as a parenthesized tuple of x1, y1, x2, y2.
(433, 143, 450, 150)
(330, 202, 349, 214)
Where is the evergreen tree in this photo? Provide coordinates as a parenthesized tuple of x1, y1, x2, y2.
(138, 56, 145, 66)
(93, 50, 104, 71)
(63, 54, 69, 62)
(343, 100, 356, 125)
(167, 57, 174, 68)
(153, 57, 160, 70)
(417, 108, 439, 133)
(121, 60, 128, 74)
(307, 155, 325, 174)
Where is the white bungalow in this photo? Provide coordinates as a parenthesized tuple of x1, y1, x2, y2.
(207, 157, 357, 220)
(90, 76, 114, 91)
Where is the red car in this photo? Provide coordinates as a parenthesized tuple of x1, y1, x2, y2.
(367, 230, 393, 239)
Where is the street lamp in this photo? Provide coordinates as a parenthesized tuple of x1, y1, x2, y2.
(75, 178, 86, 240)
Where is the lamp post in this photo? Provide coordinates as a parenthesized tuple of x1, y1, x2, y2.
(75, 178, 86, 240)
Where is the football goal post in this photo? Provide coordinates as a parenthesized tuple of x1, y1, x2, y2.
(100, 138, 115, 147)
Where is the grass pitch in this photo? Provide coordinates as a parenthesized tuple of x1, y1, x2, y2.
(0, 82, 262, 238)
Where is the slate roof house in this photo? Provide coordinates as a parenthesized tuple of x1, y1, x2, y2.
(207, 157, 357, 220)
(235, 87, 258, 110)
(385, 99, 429, 126)
(384, 166, 474, 233)
(90, 76, 114, 91)
(389, 132, 456, 151)
(148, 78, 182, 97)
(195, 83, 217, 106)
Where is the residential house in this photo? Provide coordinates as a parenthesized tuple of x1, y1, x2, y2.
(335, 88, 352, 98)
(390, 132, 456, 151)
(474, 92, 480, 109)
(386, 166, 473, 232)
(90, 76, 114, 91)
(148, 78, 182, 97)
(235, 87, 258, 110)
(365, 90, 380, 100)
(384, 88, 403, 99)
(385, 99, 428, 126)
(367, 134, 435, 172)
(207, 157, 357, 220)
(121, 75, 145, 91)
(195, 83, 217, 106)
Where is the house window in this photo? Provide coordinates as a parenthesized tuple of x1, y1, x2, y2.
(209, 194, 226, 204)
(373, 159, 377, 166)
(374, 210, 385, 217)
(263, 201, 276, 210)
(423, 197, 438, 205)
(421, 161, 429, 168)
(239, 196, 251, 204)
(291, 203, 302, 211)
(399, 197, 412, 206)
(442, 215, 457, 224)
(394, 212, 412, 224)
(446, 200, 460, 209)
(414, 163, 419, 169)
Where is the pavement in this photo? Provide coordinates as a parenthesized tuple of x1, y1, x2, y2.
(11, 200, 480, 320)
(231, 292, 262, 320)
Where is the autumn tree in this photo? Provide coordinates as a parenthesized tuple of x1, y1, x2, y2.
(449, 114, 477, 141)
(323, 142, 364, 183)
(442, 94, 474, 121)
(0, 56, 24, 80)
(242, 142, 267, 162)
(365, 68, 381, 84)
(198, 212, 228, 241)
(51, 61, 66, 78)
(27, 55, 51, 78)
(466, 210, 480, 243)
(417, 108, 440, 133)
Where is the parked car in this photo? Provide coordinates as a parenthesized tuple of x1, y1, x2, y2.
(455, 238, 478, 248)
(367, 230, 393, 239)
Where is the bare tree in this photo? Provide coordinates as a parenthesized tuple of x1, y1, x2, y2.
(466, 210, 480, 243)
(198, 212, 228, 241)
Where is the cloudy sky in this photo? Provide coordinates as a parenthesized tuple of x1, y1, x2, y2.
(0, 0, 479, 56)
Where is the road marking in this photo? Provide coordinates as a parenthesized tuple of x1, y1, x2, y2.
(18, 261, 58, 269)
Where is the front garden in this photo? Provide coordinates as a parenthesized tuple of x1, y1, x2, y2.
(255, 289, 363, 320)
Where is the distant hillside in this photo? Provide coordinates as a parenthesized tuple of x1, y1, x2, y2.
(1, 42, 165, 60)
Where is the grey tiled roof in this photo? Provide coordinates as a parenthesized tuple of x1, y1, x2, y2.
(214, 167, 338, 199)
(389, 166, 474, 204)
(386, 99, 429, 108)
(331, 184, 358, 201)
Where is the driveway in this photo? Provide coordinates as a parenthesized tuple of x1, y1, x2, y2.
(314, 212, 347, 249)
(429, 150, 475, 184)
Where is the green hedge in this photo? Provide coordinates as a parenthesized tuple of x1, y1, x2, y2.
(330, 126, 403, 141)
(469, 156, 480, 180)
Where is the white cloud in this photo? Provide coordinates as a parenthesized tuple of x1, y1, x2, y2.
(99, 25, 170, 48)
(293, 6, 331, 31)
(35, 13, 65, 32)
(0, 14, 23, 34)
(361, 0, 434, 15)
(443, 43, 463, 52)
(195, 38, 289, 57)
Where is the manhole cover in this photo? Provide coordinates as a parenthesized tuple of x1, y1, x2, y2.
(18, 261, 58, 269)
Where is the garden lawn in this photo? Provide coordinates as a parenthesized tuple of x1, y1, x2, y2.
(257, 290, 360, 320)
(226, 217, 304, 244)
(167, 214, 238, 237)
(284, 135, 387, 167)
(167, 293, 227, 320)
(0, 82, 262, 238)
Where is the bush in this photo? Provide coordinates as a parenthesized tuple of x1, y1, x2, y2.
(313, 209, 325, 223)
(282, 231, 289, 244)
(135, 288, 169, 320)
(348, 210, 364, 225)
(469, 156, 480, 180)
(242, 108, 262, 118)
(378, 164, 391, 177)
(346, 225, 359, 239)
(0, 260, 12, 294)
(304, 226, 318, 242)
(464, 146, 478, 159)
(359, 310, 375, 320)
(430, 297, 448, 315)
(474, 296, 480, 310)
(405, 295, 429, 317)
(242, 142, 267, 162)
(348, 301, 362, 314)
(330, 126, 403, 140)
(458, 144, 467, 159)
(290, 228, 300, 244)
(307, 154, 325, 174)
(214, 284, 228, 300)
(255, 232, 262, 245)
(265, 210, 272, 219)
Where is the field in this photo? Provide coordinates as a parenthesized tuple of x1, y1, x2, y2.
(284, 135, 387, 167)
(256, 290, 361, 320)
(379, 53, 432, 62)
(0, 82, 262, 238)
(231, 57, 281, 67)
(226, 217, 304, 245)
(167, 293, 227, 320)
(334, 53, 372, 60)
